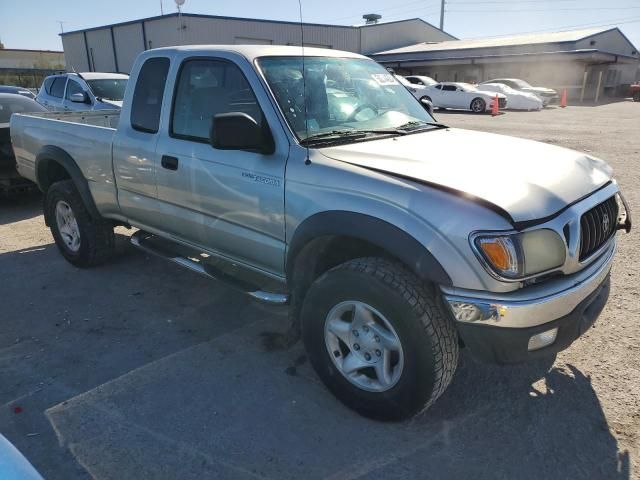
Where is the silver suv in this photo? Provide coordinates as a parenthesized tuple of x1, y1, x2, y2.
(36, 72, 128, 112)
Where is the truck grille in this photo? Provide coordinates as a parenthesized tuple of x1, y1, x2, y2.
(579, 196, 618, 261)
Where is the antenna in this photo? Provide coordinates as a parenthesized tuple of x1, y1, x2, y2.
(298, 0, 310, 165)
(57, 21, 66, 34)
(160, 0, 164, 15)
(175, 0, 186, 44)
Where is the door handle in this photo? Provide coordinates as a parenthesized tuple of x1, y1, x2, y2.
(161, 155, 179, 171)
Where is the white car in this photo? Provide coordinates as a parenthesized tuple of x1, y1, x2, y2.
(394, 75, 431, 102)
(477, 83, 543, 111)
(480, 78, 558, 106)
(424, 82, 507, 113)
(405, 75, 438, 87)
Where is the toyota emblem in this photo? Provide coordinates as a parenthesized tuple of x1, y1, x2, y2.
(602, 212, 610, 232)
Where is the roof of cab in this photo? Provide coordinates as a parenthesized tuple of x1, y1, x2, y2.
(76, 72, 129, 80)
(146, 44, 367, 61)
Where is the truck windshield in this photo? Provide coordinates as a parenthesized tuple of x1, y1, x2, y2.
(87, 79, 128, 101)
(257, 56, 435, 141)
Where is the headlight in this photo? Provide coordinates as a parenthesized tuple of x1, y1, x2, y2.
(473, 229, 566, 279)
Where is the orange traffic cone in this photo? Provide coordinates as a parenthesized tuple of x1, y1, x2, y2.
(560, 89, 568, 108)
(491, 94, 500, 116)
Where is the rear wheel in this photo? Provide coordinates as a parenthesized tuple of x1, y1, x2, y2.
(45, 180, 115, 267)
(470, 97, 486, 113)
(301, 257, 459, 420)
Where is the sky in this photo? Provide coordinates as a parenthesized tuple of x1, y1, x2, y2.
(1, 0, 640, 51)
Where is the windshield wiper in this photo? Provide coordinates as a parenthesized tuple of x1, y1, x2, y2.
(355, 121, 449, 136)
(397, 120, 448, 131)
(299, 121, 448, 146)
(299, 130, 368, 145)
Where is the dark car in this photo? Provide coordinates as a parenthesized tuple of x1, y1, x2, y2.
(0, 85, 36, 99)
(0, 93, 47, 195)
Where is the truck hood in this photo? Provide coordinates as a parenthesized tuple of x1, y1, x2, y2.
(319, 128, 612, 224)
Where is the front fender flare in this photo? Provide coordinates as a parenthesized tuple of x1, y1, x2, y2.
(286, 211, 452, 286)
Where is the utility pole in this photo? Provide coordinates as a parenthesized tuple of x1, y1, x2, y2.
(439, 0, 445, 30)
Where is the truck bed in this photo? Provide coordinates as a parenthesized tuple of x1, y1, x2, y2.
(10, 110, 120, 215)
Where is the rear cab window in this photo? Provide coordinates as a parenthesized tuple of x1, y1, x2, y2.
(131, 57, 171, 133)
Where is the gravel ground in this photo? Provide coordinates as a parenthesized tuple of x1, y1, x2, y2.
(0, 100, 638, 479)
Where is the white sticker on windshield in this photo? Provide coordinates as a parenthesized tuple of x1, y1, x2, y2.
(371, 73, 399, 86)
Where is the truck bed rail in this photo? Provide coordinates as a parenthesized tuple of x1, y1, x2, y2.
(17, 110, 120, 129)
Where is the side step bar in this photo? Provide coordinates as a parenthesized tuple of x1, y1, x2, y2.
(130, 231, 289, 305)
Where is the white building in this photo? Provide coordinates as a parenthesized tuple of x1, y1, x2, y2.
(371, 27, 640, 100)
(0, 48, 65, 89)
(60, 13, 455, 74)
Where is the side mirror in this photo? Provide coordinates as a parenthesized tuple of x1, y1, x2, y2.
(210, 112, 274, 154)
(420, 97, 434, 116)
(70, 92, 89, 104)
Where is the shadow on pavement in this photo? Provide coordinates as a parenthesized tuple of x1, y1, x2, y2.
(0, 190, 42, 225)
(393, 354, 631, 480)
(42, 316, 629, 480)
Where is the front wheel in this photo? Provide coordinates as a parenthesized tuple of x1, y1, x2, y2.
(633, 92, 640, 102)
(301, 258, 459, 420)
(45, 180, 115, 268)
(470, 97, 487, 113)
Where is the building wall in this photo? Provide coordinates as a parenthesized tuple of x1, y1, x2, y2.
(360, 19, 454, 55)
(0, 49, 66, 88)
(0, 49, 65, 69)
(61, 33, 89, 71)
(576, 29, 638, 57)
(60, 15, 453, 74)
(86, 28, 117, 72)
(399, 59, 630, 100)
(113, 23, 145, 73)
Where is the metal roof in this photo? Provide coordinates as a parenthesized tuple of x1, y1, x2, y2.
(373, 27, 619, 55)
(59, 12, 454, 39)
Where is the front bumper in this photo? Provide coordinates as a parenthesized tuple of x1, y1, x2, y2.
(442, 241, 615, 363)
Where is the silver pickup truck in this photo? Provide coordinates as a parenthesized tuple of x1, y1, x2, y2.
(11, 45, 632, 420)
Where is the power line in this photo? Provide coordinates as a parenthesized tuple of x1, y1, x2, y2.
(460, 15, 640, 39)
(448, 0, 578, 4)
(448, 6, 640, 13)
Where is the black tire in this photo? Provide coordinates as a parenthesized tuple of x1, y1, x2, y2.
(633, 92, 640, 102)
(45, 180, 115, 268)
(470, 97, 486, 113)
(301, 257, 459, 421)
